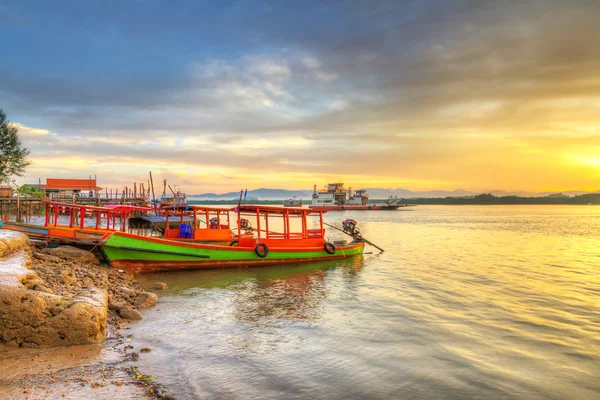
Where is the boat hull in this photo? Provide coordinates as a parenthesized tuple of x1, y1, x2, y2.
(1, 222, 107, 245)
(309, 204, 400, 211)
(100, 232, 365, 273)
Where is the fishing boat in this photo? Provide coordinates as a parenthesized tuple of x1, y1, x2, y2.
(0, 201, 242, 246)
(309, 183, 405, 211)
(98, 205, 365, 273)
(0, 201, 153, 246)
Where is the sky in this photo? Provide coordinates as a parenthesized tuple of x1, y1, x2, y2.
(1, 0, 599, 194)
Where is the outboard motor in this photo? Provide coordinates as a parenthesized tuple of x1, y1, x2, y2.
(240, 218, 253, 233)
(342, 218, 359, 235)
(209, 217, 219, 229)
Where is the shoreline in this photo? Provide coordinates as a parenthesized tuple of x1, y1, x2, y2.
(0, 241, 174, 399)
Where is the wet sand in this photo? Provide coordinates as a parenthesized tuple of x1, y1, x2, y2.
(0, 330, 169, 399)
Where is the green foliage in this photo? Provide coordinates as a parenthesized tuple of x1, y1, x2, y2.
(0, 109, 31, 185)
(18, 185, 44, 198)
(407, 193, 600, 205)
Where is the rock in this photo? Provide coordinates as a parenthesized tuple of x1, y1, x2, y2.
(81, 277, 94, 288)
(118, 307, 142, 321)
(0, 253, 108, 347)
(134, 292, 157, 309)
(108, 301, 126, 311)
(43, 246, 99, 266)
(0, 231, 29, 258)
(117, 286, 136, 298)
(153, 282, 168, 290)
(140, 347, 152, 352)
(30, 240, 48, 250)
(0, 233, 108, 347)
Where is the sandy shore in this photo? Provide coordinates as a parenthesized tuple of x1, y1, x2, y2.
(0, 242, 174, 399)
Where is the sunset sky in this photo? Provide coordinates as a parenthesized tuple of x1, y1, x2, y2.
(1, 0, 599, 193)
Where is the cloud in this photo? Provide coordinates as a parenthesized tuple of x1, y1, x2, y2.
(12, 123, 52, 137)
(2, 0, 600, 192)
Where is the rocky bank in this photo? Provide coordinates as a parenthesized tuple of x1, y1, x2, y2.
(0, 231, 157, 347)
(0, 230, 172, 398)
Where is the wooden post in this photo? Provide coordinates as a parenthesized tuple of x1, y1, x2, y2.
(256, 208, 261, 239)
(16, 189, 21, 223)
(134, 183, 137, 199)
(265, 214, 269, 239)
(149, 172, 157, 215)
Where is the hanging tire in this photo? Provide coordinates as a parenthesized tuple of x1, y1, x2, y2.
(229, 240, 238, 246)
(324, 242, 336, 254)
(255, 243, 269, 258)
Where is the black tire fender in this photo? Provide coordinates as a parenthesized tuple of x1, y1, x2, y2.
(255, 243, 269, 258)
(324, 242, 336, 255)
(229, 240, 238, 246)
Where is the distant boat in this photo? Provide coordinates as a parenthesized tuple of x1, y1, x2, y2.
(159, 189, 187, 209)
(309, 183, 405, 211)
(283, 197, 303, 207)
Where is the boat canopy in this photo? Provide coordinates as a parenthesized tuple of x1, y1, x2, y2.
(234, 205, 326, 240)
(42, 200, 151, 232)
(236, 205, 325, 215)
(103, 204, 154, 212)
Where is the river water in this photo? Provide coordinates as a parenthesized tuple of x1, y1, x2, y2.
(129, 205, 600, 399)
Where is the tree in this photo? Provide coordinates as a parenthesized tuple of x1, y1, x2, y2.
(0, 109, 31, 185)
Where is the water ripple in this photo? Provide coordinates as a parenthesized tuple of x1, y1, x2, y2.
(129, 205, 600, 399)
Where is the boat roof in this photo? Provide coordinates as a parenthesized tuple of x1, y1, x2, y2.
(104, 204, 154, 212)
(186, 205, 236, 212)
(42, 200, 153, 213)
(130, 216, 194, 224)
(236, 205, 325, 215)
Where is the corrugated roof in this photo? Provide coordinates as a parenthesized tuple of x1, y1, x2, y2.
(42, 178, 103, 191)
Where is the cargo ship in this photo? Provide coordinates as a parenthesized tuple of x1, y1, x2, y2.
(309, 183, 405, 211)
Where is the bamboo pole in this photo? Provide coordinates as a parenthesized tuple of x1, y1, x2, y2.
(149, 172, 157, 215)
(16, 190, 21, 223)
(322, 221, 385, 252)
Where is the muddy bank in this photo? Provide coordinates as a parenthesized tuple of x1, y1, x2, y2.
(0, 238, 173, 399)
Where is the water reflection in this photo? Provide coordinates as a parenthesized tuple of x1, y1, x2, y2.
(233, 257, 364, 323)
(138, 257, 365, 324)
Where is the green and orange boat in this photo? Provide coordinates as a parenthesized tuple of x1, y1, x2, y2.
(99, 205, 365, 273)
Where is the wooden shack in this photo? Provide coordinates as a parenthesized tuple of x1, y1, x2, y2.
(0, 187, 12, 198)
(42, 178, 103, 198)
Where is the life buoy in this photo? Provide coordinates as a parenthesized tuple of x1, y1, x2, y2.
(255, 243, 269, 258)
(324, 242, 336, 255)
(229, 240, 238, 246)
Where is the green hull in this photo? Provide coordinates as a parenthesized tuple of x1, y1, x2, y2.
(101, 232, 365, 273)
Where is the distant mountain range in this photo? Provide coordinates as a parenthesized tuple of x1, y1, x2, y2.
(189, 188, 600, 200)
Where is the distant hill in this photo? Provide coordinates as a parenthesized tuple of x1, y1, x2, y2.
(189, 188, 312, 200)
(408, 192, 600, 205)
(189, 187, 600, 200)
(364, 188, 477, 199)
